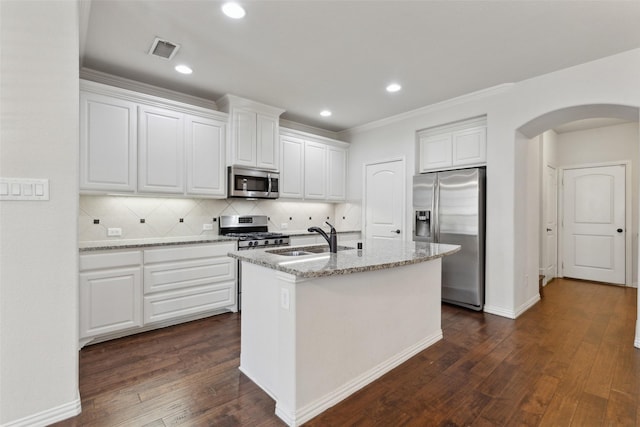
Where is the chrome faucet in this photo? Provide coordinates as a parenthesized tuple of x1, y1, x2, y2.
(308, 221, 338, 253)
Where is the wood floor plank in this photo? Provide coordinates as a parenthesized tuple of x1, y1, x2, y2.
(52, 279, 640, 427)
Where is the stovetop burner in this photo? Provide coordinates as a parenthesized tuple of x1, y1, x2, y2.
(219, 215, 290, 249)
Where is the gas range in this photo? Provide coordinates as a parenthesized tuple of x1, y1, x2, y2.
(219, 215, 290, 250)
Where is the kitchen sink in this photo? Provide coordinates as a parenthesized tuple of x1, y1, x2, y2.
(266, 245, 354, 256)
(302, 245, 354, 253)
(269, 250, 314, 257)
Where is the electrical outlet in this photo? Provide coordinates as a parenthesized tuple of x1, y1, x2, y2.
(202, 223, 213, 231)
(107, 227, 122, 237)
(281, 223, 288, 229)
(280, 288, 290, 310)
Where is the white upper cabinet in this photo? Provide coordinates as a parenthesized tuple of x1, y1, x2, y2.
(138, 105, 185, 194)
(217, 95, 284, 170)
(80, 92, 137, 192)
(419, 133, 453, 172)
(452, 126, 486, 166)
(186, 115, 226, 196)
(280, 135, 305, 199)
(304, 140, 327, 199)
(280, 128, 348, 202)
(327, 145, 347, 201)
(79, 80, 228, 198)
(256, 114, 279, 169)
(417, 117, 487, 173)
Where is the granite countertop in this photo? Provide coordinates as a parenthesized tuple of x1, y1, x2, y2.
(78, 229, 362, 252)
(287, 229, 361, 237)
(228, 239, 460, 278)
(79, 235, 238, 252)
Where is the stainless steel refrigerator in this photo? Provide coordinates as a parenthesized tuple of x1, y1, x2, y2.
(413, 167, 485, 311)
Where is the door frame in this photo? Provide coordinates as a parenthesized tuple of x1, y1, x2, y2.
(541, 163, 558, 284)
(558, 160, 632, 286)
(362, 157, 406, 241)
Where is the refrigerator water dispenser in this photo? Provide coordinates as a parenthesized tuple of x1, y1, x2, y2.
(414, 210, 430, 239)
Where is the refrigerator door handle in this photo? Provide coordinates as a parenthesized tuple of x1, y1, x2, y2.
(433, 177, 439, 243)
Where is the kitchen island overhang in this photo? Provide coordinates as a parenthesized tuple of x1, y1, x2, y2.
(229, 240, 460, 427)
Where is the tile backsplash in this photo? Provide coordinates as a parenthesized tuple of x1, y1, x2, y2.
(79, 196, 362, 242)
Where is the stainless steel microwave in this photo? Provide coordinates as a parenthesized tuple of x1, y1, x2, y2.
(227, 166, 279, 199)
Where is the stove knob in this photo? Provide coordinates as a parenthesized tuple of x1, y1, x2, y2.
(264, 240, 269, 245)
(253, 240, 259, 247)
(278, 239, 283, 244)
(248, 241, 253, 247)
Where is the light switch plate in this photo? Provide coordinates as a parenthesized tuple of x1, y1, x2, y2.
(0, 178, 49, 201)
(202, 223, 214, 231)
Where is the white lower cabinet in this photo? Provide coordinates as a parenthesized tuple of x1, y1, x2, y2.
(143, 242, 236, 324)
(79, 241, 236, 346)
(79, 250, 143, 340)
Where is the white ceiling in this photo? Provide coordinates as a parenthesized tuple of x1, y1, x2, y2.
(80, 1, 640, 133)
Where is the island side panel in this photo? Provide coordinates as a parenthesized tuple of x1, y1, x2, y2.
(291, 258, 443, 420)
(239, 261, 281, 399)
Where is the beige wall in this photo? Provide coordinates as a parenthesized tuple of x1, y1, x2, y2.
(0, 1, 80, 424)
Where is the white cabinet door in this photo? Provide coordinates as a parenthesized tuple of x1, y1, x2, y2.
(138, 105, 185, 193)
(419, 133, 452, 172)
(256, 114, 279, 170)
(280, 135, 305, 199)
(452, 126, 486, 166)
(80, 266, 142, 339)
(186, 115, 226, 197)
(327, 146, 347, 201)
(231, 108, 257, 167)
(304, 141, 327, 199)
(80, 92, 137, 192)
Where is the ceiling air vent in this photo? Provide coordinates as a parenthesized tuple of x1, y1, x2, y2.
(148, 37, 180, 60)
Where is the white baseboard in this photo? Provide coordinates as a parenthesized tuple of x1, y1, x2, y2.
(2, 393, 81, 427)
(484, 294, 540, 320)
(483, 304, 516, 319)
(514, 294, 541, 318)
(635, 320, 640, 349)
(275, 330, 443, 426)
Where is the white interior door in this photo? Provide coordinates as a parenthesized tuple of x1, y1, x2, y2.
(364, 160, 405, 241)
(544, 165, 558, 281)
(562, 164, 625, 284)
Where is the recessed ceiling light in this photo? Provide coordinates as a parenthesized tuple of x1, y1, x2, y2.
(175, 64, 193, 75)
(222, 2, 246, 19)
(386, 83, 402, 93)
(320, 110, 332, 117)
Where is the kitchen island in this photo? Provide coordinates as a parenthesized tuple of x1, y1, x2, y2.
(228, 239, 460, 426)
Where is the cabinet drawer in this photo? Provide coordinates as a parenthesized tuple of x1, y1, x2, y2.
(80, 250, 142, 271)
(144, 257, 235, 293)
(144, 282, 235, 324)
(144, 242, 236, 264)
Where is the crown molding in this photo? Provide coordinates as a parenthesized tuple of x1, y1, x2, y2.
(79, 68, 219, 111)
(338, 83, 514, 140)
(279, 119, 341, 141)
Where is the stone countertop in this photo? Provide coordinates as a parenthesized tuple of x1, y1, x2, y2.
(285, 229, 361, 237)
(228, 239, 460, 279)
(79, 235, 238, 252)
(78, 229, 361, 252)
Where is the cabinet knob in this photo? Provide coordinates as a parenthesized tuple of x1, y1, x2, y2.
(391, 229, 401, 234)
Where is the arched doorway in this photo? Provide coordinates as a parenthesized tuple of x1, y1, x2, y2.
(516, 103, 640, 346)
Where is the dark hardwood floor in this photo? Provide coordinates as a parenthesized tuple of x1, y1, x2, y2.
(53, 278, 640, 426)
